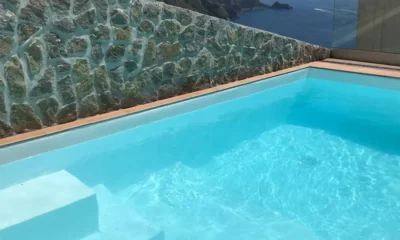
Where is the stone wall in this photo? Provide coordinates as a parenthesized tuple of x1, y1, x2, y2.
(0, 0, 330, 138)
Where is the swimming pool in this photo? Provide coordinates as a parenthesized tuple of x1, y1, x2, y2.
(1, 68, 400, 240)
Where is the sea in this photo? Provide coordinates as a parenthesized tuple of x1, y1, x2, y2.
(233, 0, 358, 48)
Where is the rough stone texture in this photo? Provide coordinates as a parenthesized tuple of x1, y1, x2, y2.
(56, 103, 77, 124)
(37, 97, 60, 126)
(44, 33, 66, 59)
(10, 104, 42, 133)
(90, 24, 111, 41)
(30, 68, 54, 97)
(54, 18, 76, 33)
(57, 75, 75, 104)
(106, 45, 125, 62)
(4, 56, 26, 99)
(26, 39, 44, 74)
(0, 120, 14, 138)
(143, 37, 156, 67)
(0, 35, 13, 58)
(18, 24, 40, 44)
(67, 37, 88, 55)
(73, 58, 90, 81)
(91, 43, 104, 64)
(0, 0, 330, 138)
(75, 9, 96, 29)
(157, 42, 181, 63)
(114, 27, 132, 41)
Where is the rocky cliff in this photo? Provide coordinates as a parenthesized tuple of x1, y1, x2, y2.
(157, 0, 292, 20)
(0, 0, 329, 138)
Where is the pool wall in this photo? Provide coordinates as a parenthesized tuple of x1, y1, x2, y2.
(0, 0, 330, 139)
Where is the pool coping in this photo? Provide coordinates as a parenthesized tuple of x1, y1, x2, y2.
(1, 59, 399, 146)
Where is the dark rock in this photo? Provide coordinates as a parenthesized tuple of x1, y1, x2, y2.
(138, 20, 155, 34)
(44, 33, 66, 59)
(72, 58, 90, 81)
(130, 0, 143, 24)
(271, 1, 293, 10)
(26, 39, 43, 74)
(110, 9, 128, 26)
(97, 91, 118, 113)
(195, 15, 208, 28)
(206, 37, 229, 56)
(76, 75, 95, 100)
(193, 48, 212, 73)
(90, 24, 111, 41)
(156, 20, 181, 41)
(91, 43, 104, 64)
(78, 94, 99, 118)
(157, 42, 181, 63)
(57, 75, 76, 104)
(176, 57, 192, 76)
(93, 0, 108, 22)
(50, 0, 70, 13)
(142, 38, 156, 67)
(179, 25, 195, 42)
(0, 6, 16, 32)
(0, 119, 14, 138)
(130, 39, 143, 56)
(67, 37, 88, 55)
(158, 83, 176, 100)
(124, 60, 138, 73)
(214, 56, 226, 69)
(18, 24, 40, 44)
(195, 27, 206, 43)
(228, 47, 241, 66)
(143, 3, 161, 24)
(283, 43, 294, 61)
(253, 32, 264, 48)
(19, 3, 47, 25)
(0, 90, 5, 114)
(37, 97, 60, 126)
(163, 62, 176, 78)
(242, 46, 256, 60)
(75, 9, 96, 29)
(244, 29, 255, 47)
(206, 18, 219, 37)
(0, 35, 13, 58)
(10, 103, 42, 133)
(54, 18, 76, 33)
(56, 60, 71, 75)
(149, 67, 163, 87)
(114, 27, 132, 41)
(93, 65, 109, 92)
(30, 67, 54, 97)
(162, 4, 175, 19)
(73, 0, 92, 15)
(106, 45, 125, 62)
(56, 103, 77, 124)
(4, 56, 26, 99)
(176, 8, 192, 26)
(193, 72, 211, 91)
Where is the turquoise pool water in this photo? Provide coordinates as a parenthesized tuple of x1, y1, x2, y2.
(1, 72, 400, 239)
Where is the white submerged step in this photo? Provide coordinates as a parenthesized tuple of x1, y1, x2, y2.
(85, 185, 164, 240)
(0, 170, 98, 240)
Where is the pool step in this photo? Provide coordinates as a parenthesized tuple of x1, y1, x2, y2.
(87, 184, 164, 240)
(0, 170, 98, 240)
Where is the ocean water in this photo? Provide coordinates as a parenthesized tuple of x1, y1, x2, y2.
(234, 0, 359, 48)
(2, 76, 400, 239)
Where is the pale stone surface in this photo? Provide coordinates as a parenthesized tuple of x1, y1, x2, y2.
(0, 0, 330, 138)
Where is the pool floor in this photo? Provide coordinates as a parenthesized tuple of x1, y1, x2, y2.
(2, 75, 400, 240)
